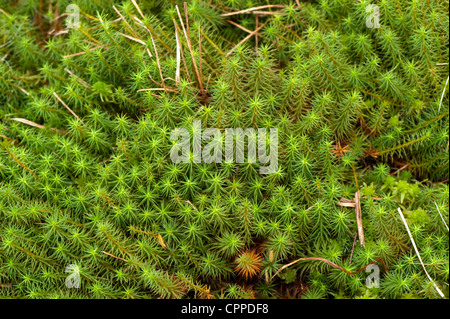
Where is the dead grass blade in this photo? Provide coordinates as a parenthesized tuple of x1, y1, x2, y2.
(53, 92, 84, 124)
(175, 22, 181, 85)
(397, 207, 446, 299)
(149, 32, 166, 89)
(118, 32, 146, 45)
(221, 4, 287, 17)
(438, 75, 449, 113)
(4, 117, 68, 134)
(173, 19, 193, 83)
(434, 201, 449, 231)
(176, 3, 206, 97)
(130, 0, 145, 19)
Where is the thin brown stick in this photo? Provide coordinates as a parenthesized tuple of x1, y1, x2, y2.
(4, 148, 39, 180)
(255, 15, 259, 51)
(198, 25, 203, 88)
(252, 10, 286, 15)
(78, 27, 101, 45)
(149, 32, 165, 89)
(4, 117, 68, 134)
(173, 19, 193, 83)
(102, 250, 126, 262)
(221, 4, 287, 17)
(118, 32, 146, 45)
(349, 233, 358, 265)
(147, 73, 166, 89)
(138, 87, 179, 93)
(175, 22, 181, 85)
(390, 164, 409, 175)
(272, 257, 387, 280)
(376, 134, 430, 155)
(184, 2, 191, 42)
(354, 190, 365, 247)
(336, 200, 356, 208)
(0, 134, 16, 143)
(53, 92, 84, 124)
(131, 15, 173, 54)
(112, 5, 138, 38)
(176, 4, 205, 96)
(423, 179, 449, 185)
(49, 30, 69, 36)
(225, 22, 267, 58)
(225, 20, 255, 34)
(63, 45, 107, 58)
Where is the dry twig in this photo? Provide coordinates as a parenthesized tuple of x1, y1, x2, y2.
(354, 191, 365, 247)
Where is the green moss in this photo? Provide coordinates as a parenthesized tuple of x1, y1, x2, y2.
(0, 0, 448, 299)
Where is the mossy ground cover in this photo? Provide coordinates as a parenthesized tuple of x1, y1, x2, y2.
(0, 0, 448, 299)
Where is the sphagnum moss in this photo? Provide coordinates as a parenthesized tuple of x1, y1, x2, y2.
(0, 0, 448, 299)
